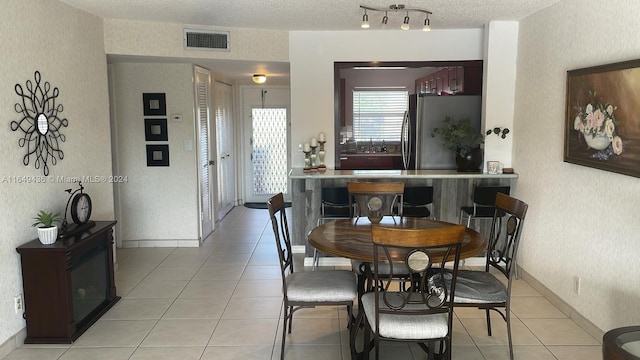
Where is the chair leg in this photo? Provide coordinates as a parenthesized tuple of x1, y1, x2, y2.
(312, 249, 319, 270)
(288, 306, 294, 334)
(280, 306, 289, 360)
(506, 307, 514, 360)
(486, 308, 492, 336)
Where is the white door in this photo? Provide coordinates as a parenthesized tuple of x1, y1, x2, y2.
(215, 81, 235, 218)
(242, 86, 291, 203)
(195, 66, 215, 239)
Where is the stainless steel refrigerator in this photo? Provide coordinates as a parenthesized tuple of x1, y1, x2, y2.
(401, 94, 483, 170)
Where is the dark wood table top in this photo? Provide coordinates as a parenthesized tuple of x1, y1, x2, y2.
(308, 217, 486, 263)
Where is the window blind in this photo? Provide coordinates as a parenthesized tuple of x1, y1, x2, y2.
(352, 89, 408, 142)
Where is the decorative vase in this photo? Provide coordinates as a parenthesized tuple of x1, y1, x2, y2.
(37, 226, 58, 245)
(455, 147, 483, 172)
(583, 132, 611, 151)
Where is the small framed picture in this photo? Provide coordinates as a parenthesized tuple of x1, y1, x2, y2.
(143, 93, 166, 116)
(146, 145, 169, 166)
(144, 118, 168, 141)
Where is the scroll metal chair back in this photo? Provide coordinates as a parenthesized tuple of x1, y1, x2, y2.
(362, 224, 466, 360)
(267, 193, 357, 359)
(459, 185, 510, 227)
(347, 181, 404, 224)
(453, 192, 528, 360)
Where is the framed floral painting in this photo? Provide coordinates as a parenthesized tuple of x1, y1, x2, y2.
(565, 59, 640, 178)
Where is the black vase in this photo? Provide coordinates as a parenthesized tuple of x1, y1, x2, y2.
(455, 147, 483, 172)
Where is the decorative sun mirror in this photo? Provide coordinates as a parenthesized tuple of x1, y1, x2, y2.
(10, 71, 68, 176)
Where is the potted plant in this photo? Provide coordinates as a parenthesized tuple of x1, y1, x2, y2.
(431, 116, 485, 172)
(32, 210, 62, 245)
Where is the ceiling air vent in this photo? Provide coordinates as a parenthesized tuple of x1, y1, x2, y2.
(184, 29, 230, 51)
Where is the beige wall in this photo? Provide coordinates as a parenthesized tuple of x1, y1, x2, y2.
(110, 63, 199, 246)
(104, 18, 289, 62)
(0, 0, 113, 350)
(514, 0, 640, 332)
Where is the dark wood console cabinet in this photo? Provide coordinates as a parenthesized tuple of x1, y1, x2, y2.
(16, 221, 119, 344)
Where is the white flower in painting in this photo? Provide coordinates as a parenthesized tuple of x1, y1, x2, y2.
(612, 136, 623, 155)
(606, 104, 614, 116)
(605, 119, 615, 140)
(574, 116, 582, 130)
(586, 103, 593, 114)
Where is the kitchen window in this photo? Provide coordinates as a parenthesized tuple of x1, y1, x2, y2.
(352, 88, 408, 142)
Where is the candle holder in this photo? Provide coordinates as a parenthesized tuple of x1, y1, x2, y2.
(318, 140, 326, 171)
(310, 145, 318, 171)
(303, 150, 311, 172)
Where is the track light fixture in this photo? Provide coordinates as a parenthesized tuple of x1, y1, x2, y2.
(359, 4, 432, 30)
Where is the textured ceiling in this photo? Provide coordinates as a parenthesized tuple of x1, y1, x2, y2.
(60, 0, 561, 31)
(61, 0, 561, 80)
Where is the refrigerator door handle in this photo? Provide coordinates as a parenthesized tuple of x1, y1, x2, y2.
(401, 111, 411, 170)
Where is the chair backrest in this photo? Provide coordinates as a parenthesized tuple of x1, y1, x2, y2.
(486, 192, 528, 278)
(403, 186, 434, 206)
(472, 186, 510, 207)
(402, 186, 434, 218)
(347, 181, 404, 223)
(267, 193, 293, 296)
(321, 187, 351, 218)
(370, 224, 465, 328)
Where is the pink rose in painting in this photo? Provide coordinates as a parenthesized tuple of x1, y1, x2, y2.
(593, 109, 605, 128)
(585, 112, 595, 131)
(612, 136, 623, 155)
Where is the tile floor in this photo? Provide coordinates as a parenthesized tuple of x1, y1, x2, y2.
(4, 206, 602, 360)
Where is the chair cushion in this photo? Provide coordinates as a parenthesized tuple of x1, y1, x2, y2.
(453, 270, 508, 304)
(286, 270, 356, 303)
(361, 292, 449, 340)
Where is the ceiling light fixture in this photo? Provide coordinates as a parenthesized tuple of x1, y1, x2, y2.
(252, 74, 267, 84)
(361, 10, 370, 28)
(422, 16, 431, 31)
(359, 4, 432, 31)
(401, 12, 410, 30)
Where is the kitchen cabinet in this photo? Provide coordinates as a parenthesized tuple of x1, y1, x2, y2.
(415, 65, 481, 95)
(339, 154, 403, 170)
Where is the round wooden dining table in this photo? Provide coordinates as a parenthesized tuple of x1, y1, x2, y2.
(308, 216, 486, 263)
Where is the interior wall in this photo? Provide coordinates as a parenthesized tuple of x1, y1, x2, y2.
(514, 0, 640, 332)
(110, 63, 199, 246)
(0, 0, 113, 350)
(289, 29, 486, 169)
(103, 18, 289, 63)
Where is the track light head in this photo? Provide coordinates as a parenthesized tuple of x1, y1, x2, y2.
(422, 17, 431, 31)
(401, 13, 410, 30)
(361, 10, 370, 28)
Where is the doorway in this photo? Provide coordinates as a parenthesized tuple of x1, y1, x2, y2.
(195, 66, 215, 239)
(215, 81, 235, 218)
(242, 86, 291, 203)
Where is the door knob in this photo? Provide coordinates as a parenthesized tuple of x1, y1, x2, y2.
(208, 160, 215, 166)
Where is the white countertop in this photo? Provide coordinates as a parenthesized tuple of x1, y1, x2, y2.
(289, 168, 518, 179)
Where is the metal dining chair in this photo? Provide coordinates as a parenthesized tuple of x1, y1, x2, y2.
(451, 192, 528, 360)
(313, 186, 352, 268)
(362, 224, 466, 360)
(459, 185, 510, 227)
(347, 181, 405, 224)
(267, 193, 357, 360)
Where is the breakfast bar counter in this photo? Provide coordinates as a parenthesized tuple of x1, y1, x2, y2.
(289, 168, 518, 255)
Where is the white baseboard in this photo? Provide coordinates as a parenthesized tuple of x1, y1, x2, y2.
(0, 327, 26, 359)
